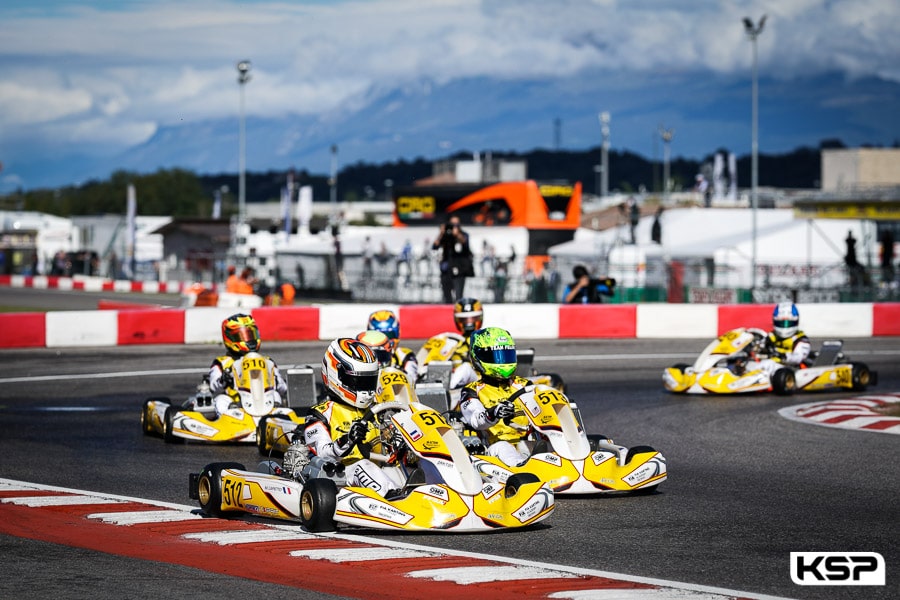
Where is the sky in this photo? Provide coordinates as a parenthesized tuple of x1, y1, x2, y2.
(1, 0, 898, 192)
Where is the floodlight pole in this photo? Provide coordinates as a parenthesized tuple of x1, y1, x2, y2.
(659, 126, 674, 206)
(237, 60, 252, 234)
(599, 112, 610, 198)
(744, 16, 766, 294)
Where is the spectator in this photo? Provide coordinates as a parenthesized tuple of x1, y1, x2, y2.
(563, 264, 615, 304)
(628, 197, 640, 244)
(361, 236, 374, 279)
(432, 214, 473, 303)
(651, 206, 663, 244)
(880, 229, 895, 283)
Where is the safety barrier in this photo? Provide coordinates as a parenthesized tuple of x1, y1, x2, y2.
(1, 302, 898, 348)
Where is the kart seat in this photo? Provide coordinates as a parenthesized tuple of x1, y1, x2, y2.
(812, 341, 843, 367)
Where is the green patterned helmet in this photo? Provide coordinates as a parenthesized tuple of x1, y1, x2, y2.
(469, 327, 517, 380)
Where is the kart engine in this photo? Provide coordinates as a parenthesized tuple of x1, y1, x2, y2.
(282, 440, 310, 479)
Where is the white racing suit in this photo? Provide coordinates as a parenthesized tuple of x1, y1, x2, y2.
(758, 331, 812, 377)
(208, 353, 288, 417)
(303, 400, 397, 497)
(459, 376, 533, 467)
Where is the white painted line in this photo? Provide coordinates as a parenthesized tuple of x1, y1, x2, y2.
(88, 510, 204, 525)
(182, 529, 314, 544)
(550, 589, 746, 599)
(407, 565, 577, 583)
(289, 547, 437, 561)
(2, 495, 123, 507)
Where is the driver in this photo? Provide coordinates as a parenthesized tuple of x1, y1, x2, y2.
(366, 309, 419, 381)
(758, 302, 812, 376)
(208, 313, 288, 417)
(303, 338, 402, 497)
(458, 327, 533, 467)
(446, 297, 484, 389)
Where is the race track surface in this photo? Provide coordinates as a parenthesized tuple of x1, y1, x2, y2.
(1, 338, 898, 600)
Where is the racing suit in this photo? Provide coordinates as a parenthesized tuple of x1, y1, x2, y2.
(392, 345, 420, 383)
(303, 399, 398, 496)
(459, 375, 533, 467)
(208, 352, 288, 417)
(758, 330, 812, 377)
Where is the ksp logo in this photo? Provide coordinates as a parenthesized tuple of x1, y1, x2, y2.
(790, 552, 885, 586)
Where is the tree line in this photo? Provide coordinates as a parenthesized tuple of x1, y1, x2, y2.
(0, 138, 862, 218)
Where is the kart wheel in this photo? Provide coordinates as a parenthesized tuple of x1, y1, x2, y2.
(586, 434, 612, 452)
(851, 362, 871, 390)
(504, 473, 541, 498)
(256, 415, 271, 456)
(140, 399, 159, 436)
(771, 368, 795, 396)
(300, 479, 337, 533)
(541, 372, 567, 394)
(671, 363, 689, 372)
(197, 462, 245, 518)
(163, 407, 183, 444)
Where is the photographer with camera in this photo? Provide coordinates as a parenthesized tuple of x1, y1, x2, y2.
(433, 214, 473, 303)
(563, 264, 616, 304)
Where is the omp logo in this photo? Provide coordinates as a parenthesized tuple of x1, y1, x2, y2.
(790, 552, 885, 586)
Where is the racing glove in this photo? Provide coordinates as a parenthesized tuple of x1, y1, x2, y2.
(347, 420, 369, 445)
(390, 428, 406, 452)
(486, 401, 515, 422)
(221, 371, 235, 390)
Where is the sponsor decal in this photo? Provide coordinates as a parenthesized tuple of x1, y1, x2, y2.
(790, 552, 885, 586)
(533, 453, 562, 467)
(481, 484, 502, 499)
(422, 440, 440, 450)
(591, 452, 615, 466)
(623, 463, 653, 485)
(421, 486, 449, 502)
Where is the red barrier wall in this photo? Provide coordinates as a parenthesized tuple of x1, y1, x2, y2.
(717, 304, 775, 335)
(0, 313, 46, 348)
(400, 305, 456, 340)
(558, 304, 637, 338)
(873, 302, 900, 336)
(252, 306, 320, 341)
(117, 309, 186, 345)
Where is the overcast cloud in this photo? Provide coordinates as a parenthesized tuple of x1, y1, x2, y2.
(1, 0, 898, 190)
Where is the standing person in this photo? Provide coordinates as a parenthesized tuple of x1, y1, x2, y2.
(651, 207, 663, 244)
(628, 197, 640, 244)
(432, 214, 473, 304)
(361, 236, 374, 280)
(225, 265, 241, 292)
(563, 265, 615, 304)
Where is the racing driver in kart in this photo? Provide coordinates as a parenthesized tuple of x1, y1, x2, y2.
(444, 297, 485, 389)
(458, 327, 534, 467)
(207, 313, 288, 418)
(366, 309, 419, 382)
(302, 338, 405, 498)
(758, 302, 812, 376)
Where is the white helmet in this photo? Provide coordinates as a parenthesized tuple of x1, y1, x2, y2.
(772, 302, 800, 339)
(322, 338, 380, 408)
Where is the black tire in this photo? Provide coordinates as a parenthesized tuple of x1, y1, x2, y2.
(197, 462, 245, 518)
(256, 415, 271, 455)
(300, 479, 337, 533)
(504, 473, 541, 498)
(771, 368, 796, 396)
(586, 434, 612, 452)
(851, 362, 871, 390)
(163, 406, 184, 444)
(625, 445, 657, 464)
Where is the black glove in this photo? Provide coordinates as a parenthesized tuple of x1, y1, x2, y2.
(487, 401, 515, 422)
(347, 420, 368, 445)
(221, 371, 235, 390)
(390, 428, 406, 452)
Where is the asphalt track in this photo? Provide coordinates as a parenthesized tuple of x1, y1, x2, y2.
(1, 330, 898, 600)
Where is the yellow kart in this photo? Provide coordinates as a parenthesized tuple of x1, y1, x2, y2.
(189, 396, 555, 533)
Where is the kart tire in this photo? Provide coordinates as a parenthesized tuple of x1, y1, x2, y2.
(163, 406, 183, 444)
(671, 363, 690, 372)
(851, 362, 871, 390)
(586, 434, 612, 452)
(771, 368, 796, 396)
(300, 479, 337, 533)
(504, 473, 541, 499)
(197, 462, 245, 518)
(540, 372, 567, 394)
(141, 398, 164, 436)
(256, 415, 271, 456)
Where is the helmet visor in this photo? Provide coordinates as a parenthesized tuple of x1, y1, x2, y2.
(773, 319, 797, 329)
(473, 346, 517, 366)
(225, 324, 259, 344)
(339, 369, 379, 393)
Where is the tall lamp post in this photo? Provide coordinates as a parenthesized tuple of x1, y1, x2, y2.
(236, 60, 251, 235)
(598, 112, 610, 198)
(329, 144, 338, 224)
(743, 16, 766, 292)
(659, 126, 674, 206)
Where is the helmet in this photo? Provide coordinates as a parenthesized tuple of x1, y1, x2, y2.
(367, 310, 399, 350)
(355, 330, 393, 368)
(453, 297, 484, 335)
(469, 326, 517, 380)
(322, 338, 380, 408)
(772, 302, 800, 338)
(222, 313, 260, 354)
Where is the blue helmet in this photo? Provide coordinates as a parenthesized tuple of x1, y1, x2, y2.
(772, 302, 799, 338)
(367, 310, 399, 350)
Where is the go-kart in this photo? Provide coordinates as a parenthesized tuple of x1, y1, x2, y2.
(142, 351, 300, 443)
(465, 384, 667, 495)
(662, 328, 876, 395)
(417, 332, 567, 405)
(189, 395, 555, 533)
